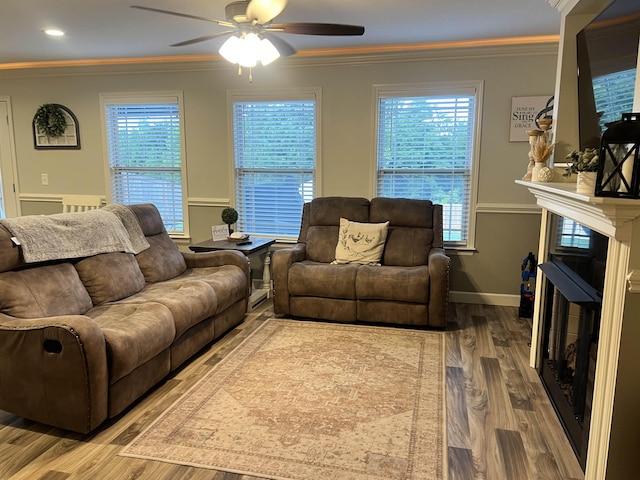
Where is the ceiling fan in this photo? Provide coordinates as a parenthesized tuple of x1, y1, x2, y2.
(131, 0, 365, 69)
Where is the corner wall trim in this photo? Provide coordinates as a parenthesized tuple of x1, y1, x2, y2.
(450, 291, 521, 307)
(19, 194, 230, 208)
(476, 203, 541, 214)
(187, 197, 230, 207)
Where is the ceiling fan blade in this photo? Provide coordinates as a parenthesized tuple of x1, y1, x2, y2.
(246, 0, 288, 24)
(130, 5, 234, 27)
(262, 33, 296, 57)
(268, 22, 365, 36)
(171, 32, 235, 47)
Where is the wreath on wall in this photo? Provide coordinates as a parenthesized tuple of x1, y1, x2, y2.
(34, 104, 68, 138)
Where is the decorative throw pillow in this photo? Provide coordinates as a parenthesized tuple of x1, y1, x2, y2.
(333, 218, 389, 265)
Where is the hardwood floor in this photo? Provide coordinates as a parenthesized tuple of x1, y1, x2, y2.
(0, 302, 584, 480)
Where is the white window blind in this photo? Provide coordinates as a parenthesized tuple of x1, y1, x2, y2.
(103, 97, 185, 234)
(232, 98, 317, 237)
(593, 68, 636, 131)
(558, 217, 591, 249)
(376, 87, 479, 246)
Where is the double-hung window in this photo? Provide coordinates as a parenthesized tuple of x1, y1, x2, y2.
(229, 89, 320, 238)
(374, 82, 482, 248)
(101, 92, 187, 236)
(592, 68, 636, 131)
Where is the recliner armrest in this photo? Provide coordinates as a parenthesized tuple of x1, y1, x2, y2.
(427, 247, 451, 327)
(272, 243, 307, 315)
(182, 250, 252, 300)
(0, 313, 108, 433)
(182, 249, 248, 271)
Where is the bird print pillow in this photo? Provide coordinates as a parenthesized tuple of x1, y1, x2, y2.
(333, 217, 389, 265)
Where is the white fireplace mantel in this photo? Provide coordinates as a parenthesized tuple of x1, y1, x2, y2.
(515, 180, 640, 242)
(517, 179, 640, 480)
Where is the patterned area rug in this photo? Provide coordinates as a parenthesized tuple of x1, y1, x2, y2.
(120, 319, 446, 480)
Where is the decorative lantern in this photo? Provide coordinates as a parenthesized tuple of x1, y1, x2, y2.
(595, 113, 640, 198)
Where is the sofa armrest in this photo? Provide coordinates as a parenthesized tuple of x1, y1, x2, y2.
(0, 313, 108, 433)
(183, 250, 249, 273)
(428, 247, 451, 327)
(182, 250, 251, 299)
(272, 243, 307, 315)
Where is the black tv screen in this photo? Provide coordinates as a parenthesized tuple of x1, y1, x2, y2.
(577, 0, 640, 150)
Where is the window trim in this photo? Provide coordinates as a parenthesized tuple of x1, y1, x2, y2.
(371, 81, 483, 250)
(99, 91, 189, 238)
(226, 87, 323, 241)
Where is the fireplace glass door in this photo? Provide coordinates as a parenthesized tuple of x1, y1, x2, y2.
(539, 214, 607, 470)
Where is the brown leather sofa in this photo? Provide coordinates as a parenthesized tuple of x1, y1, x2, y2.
(0, 204, 250, 433)
(272, 196, 450, 327)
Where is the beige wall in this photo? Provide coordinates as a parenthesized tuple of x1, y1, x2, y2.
(0, 44, 558, 302)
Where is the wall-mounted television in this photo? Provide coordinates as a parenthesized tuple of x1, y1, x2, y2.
(577, 0, 640, 150)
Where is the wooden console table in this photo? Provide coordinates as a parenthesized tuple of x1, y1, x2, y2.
(188, 237, 276, 311)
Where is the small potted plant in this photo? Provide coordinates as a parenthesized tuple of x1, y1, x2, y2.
(221, 207, 238, 235)
(564, 148, 599, 194)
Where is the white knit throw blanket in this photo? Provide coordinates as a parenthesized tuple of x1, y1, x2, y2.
(0, 209, 141, 263)
(102, 203, 150, 254)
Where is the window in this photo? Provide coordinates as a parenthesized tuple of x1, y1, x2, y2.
(375, 83, 482, 248)
(230, 90, 320, 238)
(593, 68, 636, 132)
(101, 93, 187, 236)
(558, 217, 591, 249)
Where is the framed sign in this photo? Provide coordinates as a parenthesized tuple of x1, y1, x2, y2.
(33, 104, 81, 149)
(510, 96, 553, 141)
(211, 224, 229, 241)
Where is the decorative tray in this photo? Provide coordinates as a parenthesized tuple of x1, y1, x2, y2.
(227, 234, 250, 242)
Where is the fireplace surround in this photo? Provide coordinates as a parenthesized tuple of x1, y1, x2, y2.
(538, 214, 607, 469)
(517, 180, 640, 479)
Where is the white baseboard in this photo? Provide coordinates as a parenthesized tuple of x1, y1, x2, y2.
(450, 290, 520, 307)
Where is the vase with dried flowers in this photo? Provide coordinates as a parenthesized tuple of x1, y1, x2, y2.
(531, 136, 555, 182)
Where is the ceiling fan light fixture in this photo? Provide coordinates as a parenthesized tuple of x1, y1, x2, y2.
(236, 32, 260, 67)
(258, 37, 280, 65)
(218, 32, 280, 68)
(219, 35, 243, 64)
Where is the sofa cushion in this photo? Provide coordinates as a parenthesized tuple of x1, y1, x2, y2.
(370, 197, 435, 267)
(0, 225, 24, 273)
(75, 252, 145, 305)
(116, 280, 217, 339)
(175, 265, 247, 314)
(305, 226, 340, 263)
(86, 302, 175, 383)
(305, 197, 370, 263)
(0, 263, 92, 318)
(334, 218, 389, 265)
(135, 233, 187, 283)
(309, 196, 370, 225)
(356, 265, 429, 303)
(370, 197, 434, 228)
(128, 203, 166, 236)
(289, 261, 359, 299)
(382, 227, 434, 267)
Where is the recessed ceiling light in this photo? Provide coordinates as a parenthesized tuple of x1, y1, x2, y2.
(44, 29, 65, 37)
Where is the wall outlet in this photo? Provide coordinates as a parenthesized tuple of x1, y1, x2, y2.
(41, 173, 48, 185)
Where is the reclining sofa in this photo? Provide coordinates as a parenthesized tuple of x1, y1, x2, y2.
(0, 203, 250, 433)
(272, 196, 450, 327)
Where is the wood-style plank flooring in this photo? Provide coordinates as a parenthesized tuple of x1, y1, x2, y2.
(0, 302, 584, 479)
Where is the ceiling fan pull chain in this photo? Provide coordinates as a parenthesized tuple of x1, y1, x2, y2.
(249, 67, 253, 83)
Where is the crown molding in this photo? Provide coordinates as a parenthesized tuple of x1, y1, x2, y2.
(0, 36, 559, 78)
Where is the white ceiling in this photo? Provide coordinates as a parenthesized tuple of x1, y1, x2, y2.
(0, 0, 561, 66)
